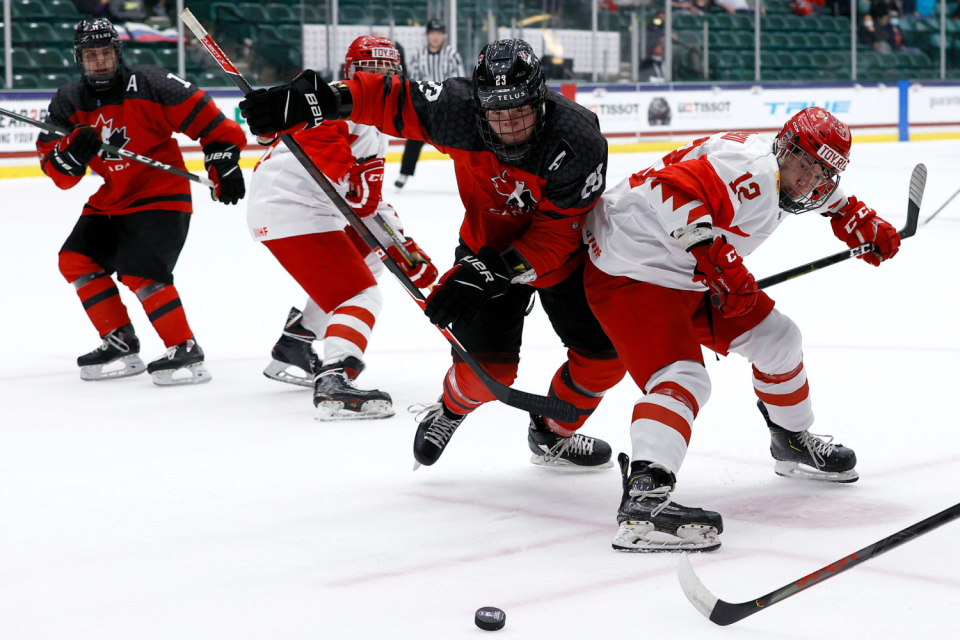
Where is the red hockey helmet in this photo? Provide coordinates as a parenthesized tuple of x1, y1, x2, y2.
(343, 36, 402, 80)
(775, 107, 852, 213)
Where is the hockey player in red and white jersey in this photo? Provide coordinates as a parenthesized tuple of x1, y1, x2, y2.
(246, 36, 438, 421)
(582, 107, 901, 552)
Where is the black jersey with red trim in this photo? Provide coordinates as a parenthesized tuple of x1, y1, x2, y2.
(37, 65, 246, 216)
(345, 72, 607, 288)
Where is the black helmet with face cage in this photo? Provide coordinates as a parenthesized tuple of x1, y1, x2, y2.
(473, 39, 547, 162)
(74, 18, 123, 90)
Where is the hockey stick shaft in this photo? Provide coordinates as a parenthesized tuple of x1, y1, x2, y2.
(0, 106, 216, 189)
(679, 501, 960, 626)
(922, 184, 960, 226)
(756, 164, 926, 291)
(180, 10, 578, 423)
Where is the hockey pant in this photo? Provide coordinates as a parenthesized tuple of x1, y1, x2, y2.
(58, 211, 194, 348)
(263, 229, 384, 369)
(583, 260, 812, 474)
(440, 257, 626, 435)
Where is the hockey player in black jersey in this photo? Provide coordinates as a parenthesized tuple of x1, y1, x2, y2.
(240, 39, 626, 468)
(38, 18, 247, 385)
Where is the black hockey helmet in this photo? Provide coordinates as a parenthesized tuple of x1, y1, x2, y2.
(74, 18, 123, 90)
(473, 39, 547, 162)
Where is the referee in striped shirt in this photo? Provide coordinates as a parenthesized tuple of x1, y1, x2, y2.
(394, 18, 466, 189)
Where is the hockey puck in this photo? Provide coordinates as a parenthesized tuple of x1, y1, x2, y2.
(475, 607, 506, 631)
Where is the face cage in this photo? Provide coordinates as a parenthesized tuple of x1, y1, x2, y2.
(475, 100, 546, 162)
(345, 59, 401, 80)
(775, 135, 841, 214)
(76, 42, 122, 89)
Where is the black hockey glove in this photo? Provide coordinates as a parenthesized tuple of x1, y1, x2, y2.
(424, 246, 513, 328)
(49, 126, 101, 177)
(238, 70, 347, 137)
(203, 142, 245, 205)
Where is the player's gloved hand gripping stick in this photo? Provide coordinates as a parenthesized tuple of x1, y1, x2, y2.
(1, 106, 218, 191)
(179, 9, 579, 423)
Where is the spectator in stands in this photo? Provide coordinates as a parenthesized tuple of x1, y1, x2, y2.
(877, 12, 906, 50)
(638, 41, 666, 82)
(913, 0, 935, 15)
(860, 14, 882, 49)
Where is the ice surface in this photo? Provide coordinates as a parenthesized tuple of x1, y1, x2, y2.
(2, 141, 959, 639)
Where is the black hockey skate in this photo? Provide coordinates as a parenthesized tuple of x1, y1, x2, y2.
(409, 399, 467, 470)
(77, 323, 145, 381)
(263, 307, 320, 388)
(147, 338, 211, 386)
(758, 400, 858, 483)
(527, 414, 613, 469)
(313, 356, 393, 421)
(612, 453, 723, 553)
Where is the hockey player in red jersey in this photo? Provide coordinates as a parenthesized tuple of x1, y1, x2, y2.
(246, 36, 438, 420)
(240, 39, 626, 467)
(38, 18, 246, 385)
(581, 107, 900, 552)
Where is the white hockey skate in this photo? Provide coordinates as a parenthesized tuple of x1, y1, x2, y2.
(77, 324, 146, 381)
(612, 454, 723, 553)
(148, 339, 211, 386)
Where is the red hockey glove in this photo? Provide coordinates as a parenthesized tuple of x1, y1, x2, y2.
(344, 157, 385, 218)
(203, 142, 245, 205)
(387, 238, 438, 289)
(830, 196, 900, 267)
(691, 237, 759, 319)
(49, 126, 100, 177)
(424, 246, 512, 328)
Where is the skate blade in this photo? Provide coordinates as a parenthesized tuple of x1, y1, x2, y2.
(80, 355, 146, 381)
(314, 399, 395, 422)
(151, 362, 212, 386)
(612, 522, 721, 553)
(263, 359, 313, 388)
(774, 460, 859, 484)
(529, 453, 614, 470)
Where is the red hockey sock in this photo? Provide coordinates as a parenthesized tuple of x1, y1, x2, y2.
(442, 360, 519, 416)
(59, 250, 131, 337)
(546, 349, 626, 436)
(121, 277, 194, 348)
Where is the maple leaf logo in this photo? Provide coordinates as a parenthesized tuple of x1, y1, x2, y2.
(93, 113, 130, 162)
(491, 170, 536, 210)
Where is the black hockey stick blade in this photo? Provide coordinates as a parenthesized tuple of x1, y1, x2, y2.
(678, 500, 960, 626)
(757, 163, 926, 290)
(180, 11, 579, 424)
(0, 106, 216, 188)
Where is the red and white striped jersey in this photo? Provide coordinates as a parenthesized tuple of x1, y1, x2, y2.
(584, 131, 843, 290)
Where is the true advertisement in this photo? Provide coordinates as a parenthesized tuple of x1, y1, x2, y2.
(575, 85, 901, 135)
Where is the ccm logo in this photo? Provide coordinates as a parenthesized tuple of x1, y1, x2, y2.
(817, 144, 848, 172)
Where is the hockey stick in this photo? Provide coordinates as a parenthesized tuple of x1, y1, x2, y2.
(755, 164, 926, 291)
(179, 10, 579, 424)
(678, 500, 960, 626)
(0, 106, 216, 189)
(922, 183, 959, 226)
